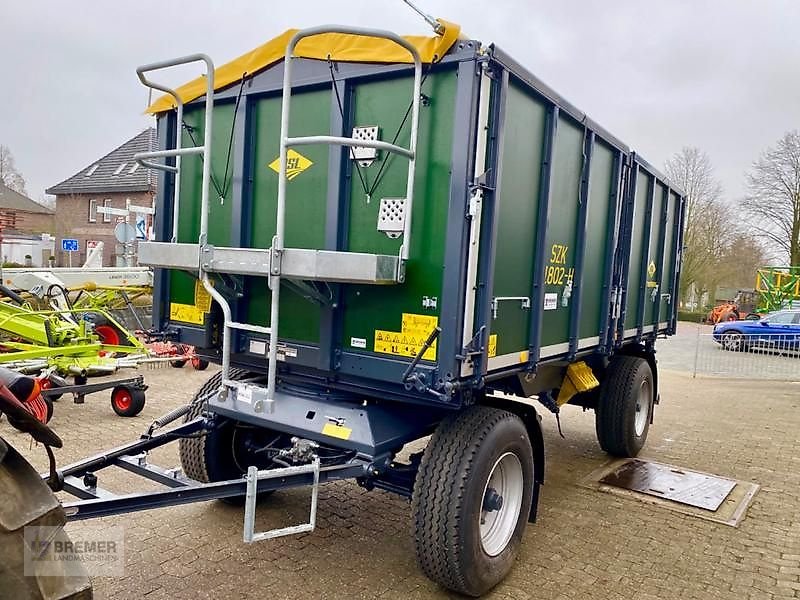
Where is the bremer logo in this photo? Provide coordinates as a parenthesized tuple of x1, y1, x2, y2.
(268, 149, 314, 181)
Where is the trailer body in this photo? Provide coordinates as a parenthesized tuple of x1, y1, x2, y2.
(144, 40, 685, 410)
(122, 23, 687, 596)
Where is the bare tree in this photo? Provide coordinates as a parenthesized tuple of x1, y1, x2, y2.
(0, 145, 27, 193)
(665, 147, 725, 303)
(742, 130, 800, 266)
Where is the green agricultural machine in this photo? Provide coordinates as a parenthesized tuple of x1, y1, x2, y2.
(43, 17, 684, 596)
(756, 266, 800, 312)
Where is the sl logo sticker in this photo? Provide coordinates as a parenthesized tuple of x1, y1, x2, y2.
(268, 149, 313, 181)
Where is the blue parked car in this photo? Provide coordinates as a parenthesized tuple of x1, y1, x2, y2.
(712, 309, 800, 352)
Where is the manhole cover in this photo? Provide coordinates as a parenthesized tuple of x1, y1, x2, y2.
(599, 459, 735, 511)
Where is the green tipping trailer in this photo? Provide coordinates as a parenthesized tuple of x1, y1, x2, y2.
(130, 21, 685, 596)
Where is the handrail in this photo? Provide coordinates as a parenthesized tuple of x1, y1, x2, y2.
(285, 136, 415, 159)
(266, 25, 424, 406)
(135, 54, 213, 243)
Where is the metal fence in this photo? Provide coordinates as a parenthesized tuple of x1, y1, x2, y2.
(690, 331, 800, 380)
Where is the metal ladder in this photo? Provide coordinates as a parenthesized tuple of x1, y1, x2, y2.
(134, 54, 272, 401)
(134, 26, 423, 412)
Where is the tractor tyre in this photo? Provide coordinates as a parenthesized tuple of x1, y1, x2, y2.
(0, 437, 93, 599)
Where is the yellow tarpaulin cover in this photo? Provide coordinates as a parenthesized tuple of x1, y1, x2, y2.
(146, 19, 462, 114)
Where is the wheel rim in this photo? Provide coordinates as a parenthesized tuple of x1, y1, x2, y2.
(113, 390, 132, 411)
(723, 332, 742, 351)
(95, 325, 121, 346)
(634, 378, 651, 437)
(479, 452, 524, 557)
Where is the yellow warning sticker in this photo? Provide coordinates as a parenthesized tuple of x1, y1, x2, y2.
(268, 149, 314, 181)
(374, 313, 439, 361)
(194, 279, 212, 312)
(488, 334, 498, 358)
(170, 303, 205, 325)
(322, 422, 352, 440)
(647, 261, 657, 278)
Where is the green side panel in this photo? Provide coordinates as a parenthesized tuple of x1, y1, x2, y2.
(624, 171, 652, 329)
(578, 143, 615, 340)
(340, 71, 457, 355)
(659, 191, 678, 324)
(489, 83, 546, 356)
(540, 117, 584, 348)
(644, 182, 666, 325)
(243, 89, 332, 342)
(170, 104, 236, 307)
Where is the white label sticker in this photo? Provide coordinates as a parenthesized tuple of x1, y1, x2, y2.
(350, 337, 367, 349)
(276, 344, 298, 362)
(237, 385, 253, 404)
(544, 293, 558, 311)
(249, 340, 267, 355)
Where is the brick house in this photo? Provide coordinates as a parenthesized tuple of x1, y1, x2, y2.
(0, 183, 55, 236)
(46, 129, 156, 266)
(0, 183, 56, 265)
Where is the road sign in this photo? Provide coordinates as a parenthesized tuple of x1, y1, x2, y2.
(114, 222, 137, 244)
(97, 206, 130, 217)
(62, 239, 79, 252)
(136, 215, 147, 240)
(128, 204, 155, 215)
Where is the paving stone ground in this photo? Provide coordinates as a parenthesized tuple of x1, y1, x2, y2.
(5, 342, 800, 599)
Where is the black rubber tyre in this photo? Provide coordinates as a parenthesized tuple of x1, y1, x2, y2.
(191, 357, 210, 371)
(179, 369, 281, 505)
(411, 406, 534, 597)
(110, 386, 146, 417)
(0, 437, 93, 599)
(595, 356, 654, 457)
(170, 360, 187, 368)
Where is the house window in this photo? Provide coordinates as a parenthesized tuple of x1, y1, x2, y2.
(88, 198, 97, 223)
(102, 199, 112, 223)
(113, 163, 127, 175)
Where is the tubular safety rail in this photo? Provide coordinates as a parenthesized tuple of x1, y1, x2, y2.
(135, 26, 424, 411)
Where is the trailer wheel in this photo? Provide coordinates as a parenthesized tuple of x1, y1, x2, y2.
(191, 357, 210, 371)
(170, 360, 187, 368)
(411, 406, 534, 597)
(595, 356, 654, 457)
(179, 369, 282, 505)
(110, 386, 146, 417)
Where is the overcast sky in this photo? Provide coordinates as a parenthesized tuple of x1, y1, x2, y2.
(2, 1, 798, 203)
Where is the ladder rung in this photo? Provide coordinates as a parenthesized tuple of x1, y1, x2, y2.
(228, 322, 271, 335)
(285, 135, 414, 160)
(135, 147, 205, 160)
